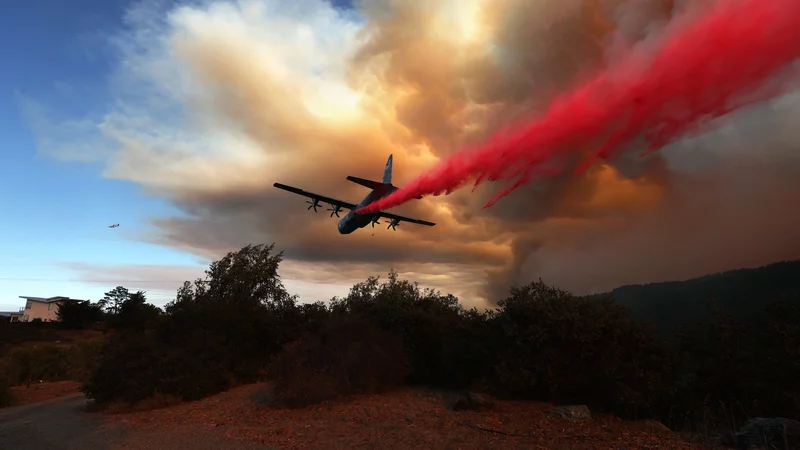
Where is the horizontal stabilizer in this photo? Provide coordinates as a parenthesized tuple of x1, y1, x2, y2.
(346, 176, 423, 199)
(347, 176, 387, 190)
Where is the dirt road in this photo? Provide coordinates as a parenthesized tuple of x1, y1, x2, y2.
(0, 394, 272, 450)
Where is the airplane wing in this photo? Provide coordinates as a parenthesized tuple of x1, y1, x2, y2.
(379, 211, 436, 227)
(273, 183, 358, 210)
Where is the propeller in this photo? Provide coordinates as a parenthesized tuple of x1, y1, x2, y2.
(387, 218, 400, 231)
(306, 198, 321, 212)
(370, 216, 381, 228)
(327, 204, 342, 218)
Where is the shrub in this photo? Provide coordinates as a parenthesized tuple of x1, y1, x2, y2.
(83, 323, 238, 405)
(83, 244, 300, 407)
(75, 242, 800, 438)
(487, 281, 676, 418)
(270, 317, 409, 408)
(0, 373, 14, 407)
(0, 322, 69, 356)
(106, 290, 162, 330)
(666, 298, 800, 430)
(328, 271, 490, 389)
(101, 392, 184, 414)
(3, 344, 72, 386)
(83, 305, 281, 406)
(760, 298, 800, 415)
(68, 338, 107, 383)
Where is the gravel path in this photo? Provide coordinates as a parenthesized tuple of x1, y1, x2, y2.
(0, 394, 274, 450)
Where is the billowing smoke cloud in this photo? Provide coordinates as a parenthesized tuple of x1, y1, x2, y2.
(21, 0, 800, 306)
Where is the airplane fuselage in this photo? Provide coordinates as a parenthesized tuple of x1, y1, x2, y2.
(337, 184, 397, 234)
(273, 153, 434, 234)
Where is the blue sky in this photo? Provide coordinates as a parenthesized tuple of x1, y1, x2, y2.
(0, 0, 355, 312)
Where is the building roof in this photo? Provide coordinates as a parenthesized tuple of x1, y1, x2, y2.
(19, 296, 86, 303)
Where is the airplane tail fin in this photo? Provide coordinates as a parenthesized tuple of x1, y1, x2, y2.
(346, 154, 423, 199)
(383, 154, 393, 184)
(345, 154, 394, 190)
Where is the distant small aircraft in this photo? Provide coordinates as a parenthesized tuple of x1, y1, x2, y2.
(273, 154, 435, 234)
(108, 224, 119, 228)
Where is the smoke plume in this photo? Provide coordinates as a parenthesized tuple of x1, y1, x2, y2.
(22, 0, 800, 306)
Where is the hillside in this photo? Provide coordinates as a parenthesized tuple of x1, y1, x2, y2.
(0, 326, 104, 356)
(591, 260, 800, 339)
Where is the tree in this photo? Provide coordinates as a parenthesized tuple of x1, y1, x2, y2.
(85, 243, 300, 406)
(98, 286, 131, 315)
(202, 243, 294, 307)
(166, 243, 294, 313)
(56, 300, 105, 329)
(113, 290, 162, 330)
(490, 280, 675, 417)
(328, 270, 483, 389)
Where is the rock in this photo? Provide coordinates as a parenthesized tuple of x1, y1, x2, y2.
(248, 385, 276, 406)
(447, 391, 495, 412)
(731, 417, 800, 450)
(544, 405, 591, 421)
(637, 419, 671, 432)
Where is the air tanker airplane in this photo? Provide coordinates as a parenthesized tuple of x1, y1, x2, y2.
(273, 154, 435, 234)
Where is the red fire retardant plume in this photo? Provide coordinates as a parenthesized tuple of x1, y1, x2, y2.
(358, 0, 800, 214)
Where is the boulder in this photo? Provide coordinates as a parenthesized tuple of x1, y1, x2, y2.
(544, 405, 591, 420)
(447, 391, 495, 412)
(637, 419, 671, 433)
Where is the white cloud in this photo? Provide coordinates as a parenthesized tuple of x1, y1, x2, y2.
(16, 93, 112, 163)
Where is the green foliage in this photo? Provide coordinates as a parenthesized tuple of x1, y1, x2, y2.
(79, 242, 800, 434)
(68, 339, 107, 383)
(665, 297, 800, 430)
(0, 322, 47, 355)
(0, 334, 108, 390)
(2, 345, 72, 386)
(94, 287, 163, 331)
(270, 316, 409, 408)
(83, 325, 236, 404)
(109, 291, 162, 330)
(329, 270, 490, 389)
(83, 244, 306, 406)
(487, 281, 676, 417)
(56, 300, 105, 329)
(99, 286, 132, 315)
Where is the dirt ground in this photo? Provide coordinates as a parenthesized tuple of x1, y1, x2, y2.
(1, 381, 726, 450)
(110, 383, 723, 450)
(9, 380, 83, 406)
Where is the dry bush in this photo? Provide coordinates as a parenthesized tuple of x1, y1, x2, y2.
(98, 391, 184, 414)
(270, 316, 409, 408)
(0, 374, 14, 407)
(3, 344, 72, 386)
